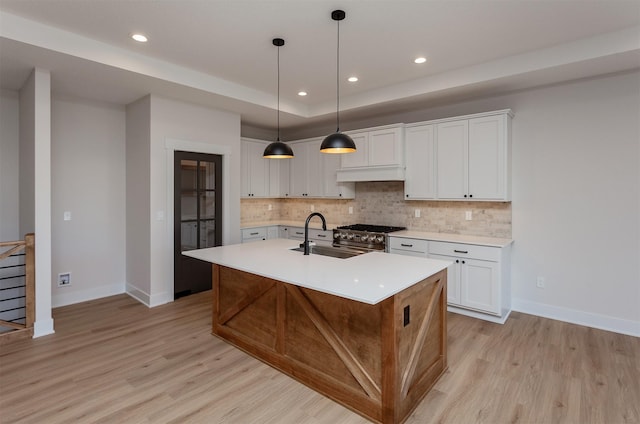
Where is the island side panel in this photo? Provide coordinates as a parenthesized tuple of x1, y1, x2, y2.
(211, 264, 447, 424)
(211, 265, 384, 422)
(394, 269, 448, 423)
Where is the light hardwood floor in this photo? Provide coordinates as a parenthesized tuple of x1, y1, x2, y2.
(1, 291, 638, 423)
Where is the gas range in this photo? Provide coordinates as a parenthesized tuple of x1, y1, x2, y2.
(333, 224, 406, 252)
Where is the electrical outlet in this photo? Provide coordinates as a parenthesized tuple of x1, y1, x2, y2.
(310, 204, 315, 212)
(465, 211, 472, 221)
(63, 211, 71, 221)
(414, 209, 421, 218)
(58, 272, 71, 287)
(268, 204, 273, 211)
(536, 276, 545, 288)
(348, 206, 353, 214)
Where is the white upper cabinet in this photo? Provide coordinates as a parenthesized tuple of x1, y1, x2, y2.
(435, 110, 512, 201)
(241, 138, 291, 198)
(290, 140, 322, 197)
(340, 131, 369, 168)
(269, 157, 290, 197)
(291, 138, 355, 199)
(337, 125, 405, 182)
(241, 139, 270, 198)
(467, 114, 509, 200)
(322, 150, 356, 199)
(436, 120, 469, 199)
(404, 124, 436, 200)
(403, 110, 512, 202)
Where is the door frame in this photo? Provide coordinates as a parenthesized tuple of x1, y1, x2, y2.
(165, 138, 232, 302)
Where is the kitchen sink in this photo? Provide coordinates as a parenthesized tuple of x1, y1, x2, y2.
(290, 245, 367, 259)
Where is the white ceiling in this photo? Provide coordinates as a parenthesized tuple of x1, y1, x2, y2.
(1, 0, 639, 133)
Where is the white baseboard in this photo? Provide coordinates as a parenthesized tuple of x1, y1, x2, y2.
(52, 282, 126, 308)
(33, 317, 55, 337)
(512, 298, 640, 337)
(447, 305, 511, 324)
(125, 284, 173, 308)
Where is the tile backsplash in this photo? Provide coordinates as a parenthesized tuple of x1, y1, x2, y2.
(241, 181, 511, 238)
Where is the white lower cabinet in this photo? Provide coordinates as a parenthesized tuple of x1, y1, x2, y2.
(241, 225, 280, 243)
(388, 237, 428, 257)
(285, 226, 333, 246)
(429, 253, 500, 314)
(241, 227, 267, 243)
(389, 235, 512, 322)
(428, 240, 509, 319)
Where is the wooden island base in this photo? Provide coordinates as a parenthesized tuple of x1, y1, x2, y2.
(212, 265, 447, 424)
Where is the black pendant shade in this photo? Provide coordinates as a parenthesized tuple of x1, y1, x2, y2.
(263, 140, 294, 158)
(320, 132, 356, 153)
(264, 38, 294, 159)
(321, 10, 356, 154)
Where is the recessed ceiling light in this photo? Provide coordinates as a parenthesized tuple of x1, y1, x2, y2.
(298, 91, 307, 96)
(131, 33, 148, 43)
(347, 76, 358, 82)
(414, 57, 427, 64)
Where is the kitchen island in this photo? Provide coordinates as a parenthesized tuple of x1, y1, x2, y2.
(184, 239, 450, 424)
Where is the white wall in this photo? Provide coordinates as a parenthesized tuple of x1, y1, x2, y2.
(0, 90, 20, 241)
(126, 95, 241, 307)
(507, 72, 639, 335)
(50, 97, 126, 307)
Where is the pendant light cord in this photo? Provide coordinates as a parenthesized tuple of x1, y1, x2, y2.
(336, 18, 340, 133)
(277, 43, 281, 142)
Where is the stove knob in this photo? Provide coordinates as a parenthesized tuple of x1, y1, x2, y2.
(347, 233, 354, 240)
(340, 233, 348, 240)
(376, 235, 384, 243)
(333, 232, 341, 239)
(361, 235, 369, 242)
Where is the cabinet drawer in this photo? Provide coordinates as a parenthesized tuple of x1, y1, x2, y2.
(242, 227, 267, 239)
(388, 237, 429, 254)
(308, 228, 332, 242)
(288, 228, 306, 240)
(429, 241, 500, 262)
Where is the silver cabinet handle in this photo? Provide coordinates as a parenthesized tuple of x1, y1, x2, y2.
(250, 232, 259, 236)
(454, 249, 468, 254)
(401, 243, 413, 247)
(317, 234, 327, 238)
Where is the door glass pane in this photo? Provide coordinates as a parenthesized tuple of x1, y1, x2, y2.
(181, 160, 198, 190)
(200, 191, 216, 220)
(200, 220, 216, 248)
(181, 222, 197, 251)
(199, 161, 216, 190)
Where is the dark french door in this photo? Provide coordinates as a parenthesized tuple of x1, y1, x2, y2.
(174, 151, 222, 298)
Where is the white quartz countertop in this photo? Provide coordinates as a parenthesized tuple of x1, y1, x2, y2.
(183, 238, 450, 305)
(391, 230, 513, 248)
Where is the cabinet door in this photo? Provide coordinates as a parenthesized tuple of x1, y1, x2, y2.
(429, 253, 461, 306)
(369, 127, 403, 166)
(461, 258, 500, 315)
(267, 226, 279, 239)
(269, 157, 290, 197)
(404, 125, 435, 199)
(468, 115, 506, 200)
(436, 120, 468, 199)
(340, 132, 368, 168)
(323, 151, 355, 198)
(289, 143, 309, 197)
(306, 139, 323, 197)
(241, 140, 270, 197)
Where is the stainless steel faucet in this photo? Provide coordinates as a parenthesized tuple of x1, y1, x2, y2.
(303, 212, 327, 255)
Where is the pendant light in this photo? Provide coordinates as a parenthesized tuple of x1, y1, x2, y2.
(263, 38, 294, 158)
(320, 10, 356, 154)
